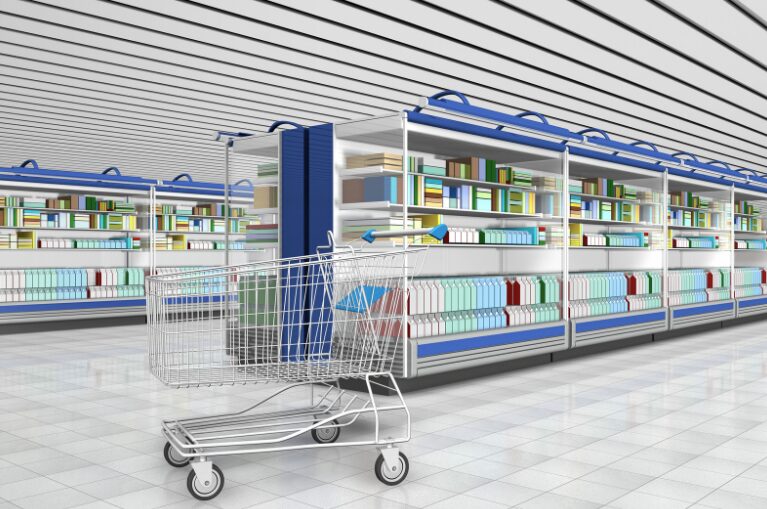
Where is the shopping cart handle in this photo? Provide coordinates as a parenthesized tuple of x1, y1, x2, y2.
(362, 224, 448, 243)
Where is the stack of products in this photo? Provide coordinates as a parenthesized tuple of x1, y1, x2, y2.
(254, 187, 278, 209)
(244, 223, 278, 244)
(570, 178, 646, 200)
(407, 311, 508, 339)
(443, 226, 554, 246)
(668, 209, 723, 229)
(568, 271, 662, 318)
(408, 277, 507, 315)
(735, 200, 758, 215)
(734, 215, 765, 232)
(571, 197, 657, 224)
(0, 232, 17, 249)
(568, 226, 649, 248)
(38, 237, 141, 250)
(735, 239, 767, 250)
(16, 231, 36, 249)
(669, 191, 717, 209)
(154, 235, 188, 251)
(0, 267, 146, 303)
(507, 275, 561, 306)
(341, 215, 442, 245)
(1, 208, 138, 231)
(669, 235, 719, 249)
(346, 152, 403, 171)
(505, 303, 561, 326)
(256, 162, 278, 177)
(734, 267, 767, 298)
(404, 274, 562, 339)
(668, 268, 731, 305)
(534, 175, 561, 192)
(188, 240, 246, 250)
(155, 215, 248, 233)
(412, 177, 536, 213)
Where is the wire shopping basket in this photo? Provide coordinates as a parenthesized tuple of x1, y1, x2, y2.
(146, 226, 444, 500)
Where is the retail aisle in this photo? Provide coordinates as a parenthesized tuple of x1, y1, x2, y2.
(0, 322, 766, 509)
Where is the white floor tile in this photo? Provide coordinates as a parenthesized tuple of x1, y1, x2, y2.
(0, 319, 763, 507)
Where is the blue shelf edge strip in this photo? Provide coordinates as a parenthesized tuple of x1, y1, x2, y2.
(422, 97, 583, 141)
(418, 324, 565, 358)
(0, 299, 146, 314)
(673, 301, 733, 318)
(575, 310, 666, 333)
(738, 296, 767, 309)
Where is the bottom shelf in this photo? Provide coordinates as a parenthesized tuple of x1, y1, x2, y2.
(0, 297, 147, 323)
(736, 295, 767, 317)
(406, 321, 567, 377)
(570, 308, 668, 348)
(669, 300, 735, 330)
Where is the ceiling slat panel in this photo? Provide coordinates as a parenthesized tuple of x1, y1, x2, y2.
(0, 0, 765, 181)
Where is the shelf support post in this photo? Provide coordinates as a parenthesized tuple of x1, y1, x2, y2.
(563, 146, 570, 347)
(663, 170, 669, 308)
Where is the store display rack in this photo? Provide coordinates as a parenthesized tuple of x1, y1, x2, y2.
(0, 160, 269, 323)
(247, 89, 767, 379)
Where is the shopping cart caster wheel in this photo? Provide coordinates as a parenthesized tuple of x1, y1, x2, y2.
(163, 442, 189, 468)
(187, 464, 224, 501)
(374, 452, 409, 486)
(311, 419, 340, 444)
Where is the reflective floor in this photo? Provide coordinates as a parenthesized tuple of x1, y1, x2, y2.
(0, 321, 766, 508)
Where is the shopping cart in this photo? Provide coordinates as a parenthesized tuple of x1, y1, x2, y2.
(146, 225, 446, 500)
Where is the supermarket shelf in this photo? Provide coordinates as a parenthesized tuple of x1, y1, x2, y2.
(0, 206, 137, 215)
(736, 295, 767, 317)
(155, 230, 248, 235)
(152, 214, 257, 219)
(339, 166, 558, 193)
(0, 297, 147, 324)
(250, 208, 279, 215)
(734, 212, 760, 217)
(668, 247, 724, 251)
(734, 230, 767, 236)
(155, 249, 265, 253)
(668, 204, 723, 213)
(440, 243, 552, 249)
(0, 226, 138, 232)
(339, 201, 557, 220)
(407, 321, 567, 377)
(667, 225, 730, 232)
(569, 217, 662, 228)
(571, 192, 655, 205)
(570, 246, 653, 250)
(570, 307, 667, 348)
(0, 248, 143, 252)
(669, 300, 735, 330)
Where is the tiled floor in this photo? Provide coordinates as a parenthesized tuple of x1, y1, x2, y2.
(0, 322, 766, 508)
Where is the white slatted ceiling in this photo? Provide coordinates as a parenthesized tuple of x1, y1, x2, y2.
(0, 0, 766, 184)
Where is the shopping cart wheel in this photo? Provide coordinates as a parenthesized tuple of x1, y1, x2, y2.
(311, 419, 340, 444)
(374, 451, 409, 486)
(163, 442, 189, 468)
(187, 464, 224, 501)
